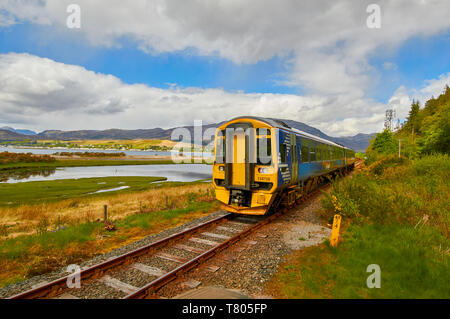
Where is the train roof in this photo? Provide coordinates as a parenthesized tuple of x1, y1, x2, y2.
(229, 116, 353, 150)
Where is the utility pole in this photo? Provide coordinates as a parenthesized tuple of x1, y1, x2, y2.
(384, 109, 396, 131)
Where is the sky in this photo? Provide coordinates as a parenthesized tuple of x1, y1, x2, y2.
(0, 0, 449, 137)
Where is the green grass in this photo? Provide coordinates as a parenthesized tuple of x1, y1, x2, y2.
(0, 176, 171, 206)
(0, 159, 176, 171)
(274, 224, 449, 299)
(269, 154, 450, 299)
(0, 197, 217, 261)
(0, 222, 101, 260)
(121, 200, 215, 229)
(0, 176, 214, 206)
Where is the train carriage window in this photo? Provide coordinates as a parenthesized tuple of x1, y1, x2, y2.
(310, 147, 316, 162)
(301, 145, 309, 163)
(280, 143, 287, 163)
(257, 136, 272, 165)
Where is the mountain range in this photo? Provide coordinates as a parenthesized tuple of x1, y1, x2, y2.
(1, 126, 37, 136)
(0, 120, 376, 152)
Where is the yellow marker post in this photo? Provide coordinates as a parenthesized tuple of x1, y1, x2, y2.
(330, 214, 342, 247)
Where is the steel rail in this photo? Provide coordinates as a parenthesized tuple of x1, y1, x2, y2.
(8, 213, 233, 299)
(124, 211, 282, 299)
(124, 181, 331, 299)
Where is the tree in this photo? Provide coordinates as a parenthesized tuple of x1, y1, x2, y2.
(371, 130, 397, 155)
(404, 100, 421, 135)
(418, 99, 450, 154)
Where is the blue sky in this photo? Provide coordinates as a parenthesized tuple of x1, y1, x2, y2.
(369, 32, 450, 102)
(0, 23, 299, 95)
(3, 22, 449, 102)
(0, 1, 449, 136)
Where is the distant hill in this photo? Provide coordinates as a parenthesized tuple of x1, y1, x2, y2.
(0, 129, 30, 141)
(1, 120, 375, 152)
(0, 126, 36, 136)
(277, 120, 375, 151)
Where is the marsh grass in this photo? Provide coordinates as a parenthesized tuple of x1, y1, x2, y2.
(0, 186, 218, 287)
(0, 179, 213, 237)
(0, 158, 176, 171)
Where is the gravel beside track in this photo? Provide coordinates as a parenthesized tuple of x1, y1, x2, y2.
(156, 188, 331, 298)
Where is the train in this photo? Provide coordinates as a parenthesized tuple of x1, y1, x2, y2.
(212, 116, 356, 215)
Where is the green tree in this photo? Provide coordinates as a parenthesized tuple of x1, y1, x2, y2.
(418, 98, 450, 154)
(404, 100, 421, 135)
(371, 130, 398, 155)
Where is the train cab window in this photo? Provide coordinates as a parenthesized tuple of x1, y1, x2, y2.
(301, 145, 309, 163)
(257, 136, 272, 165)
(257, 128, 271, 136)
(280, 143, 287, 163)
(214, 137, 225, 164)
(310, 147, 316, 162)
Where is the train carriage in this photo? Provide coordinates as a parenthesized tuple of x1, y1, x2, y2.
(213, 116, 356, 215)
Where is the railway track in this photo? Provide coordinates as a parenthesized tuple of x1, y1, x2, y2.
(9, 164, 356, 299)
(8, 212, 274, 299)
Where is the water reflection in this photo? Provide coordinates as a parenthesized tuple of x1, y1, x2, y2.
(0, 168, 57, 182)
(1, 164, 212, 183)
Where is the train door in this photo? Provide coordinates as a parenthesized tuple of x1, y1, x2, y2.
(290, 134, 299, 184)
(232, 130, 246, 186)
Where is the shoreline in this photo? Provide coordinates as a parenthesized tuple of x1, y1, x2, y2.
(0, 145, 213, 158)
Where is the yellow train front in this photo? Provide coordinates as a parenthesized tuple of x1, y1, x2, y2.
(212, 116, 356, 215)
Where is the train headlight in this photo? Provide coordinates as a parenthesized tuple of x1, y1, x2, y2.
(258, 167, 269, 174)
(219, 166, 225, 171)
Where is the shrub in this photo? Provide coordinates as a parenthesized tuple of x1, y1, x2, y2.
(0, 152, 56, 164)
(53, 152, 126, 157)
(367, 154, 408, 176)
(322, 154, 449, 236)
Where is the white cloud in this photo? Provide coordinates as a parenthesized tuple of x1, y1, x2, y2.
(0, 1, 450, 136)
(417, 72, 450, 100)
(0, 54, 448, 136)
(387, 73, 450, 120)
(387, 86, 412, 119)
(2, 0, 450, 96)
(0, 53, 391, 136)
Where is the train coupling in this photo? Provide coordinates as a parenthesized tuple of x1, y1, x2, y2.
(229, 189, 251, 207)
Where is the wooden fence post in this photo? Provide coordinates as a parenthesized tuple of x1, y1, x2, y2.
(104, 205, 108, 223)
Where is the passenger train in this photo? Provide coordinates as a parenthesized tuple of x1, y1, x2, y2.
(212, 116, 356, 215)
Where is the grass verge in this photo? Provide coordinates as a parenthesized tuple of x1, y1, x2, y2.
(266, 154, 449, 299)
